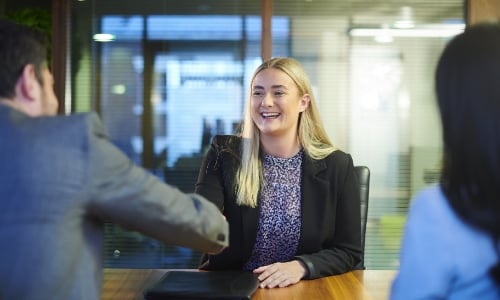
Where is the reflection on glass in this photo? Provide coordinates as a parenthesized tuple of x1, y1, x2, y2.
(71, 0, 463, 270)
(73, 9, 290, 268)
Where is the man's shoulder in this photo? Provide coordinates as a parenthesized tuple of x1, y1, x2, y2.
(65, 111, 101, 125)
(0, 106, 101, 136)
(32, 112, 109, 144)
(61, 112, 107, 136)
(26, 111, 100, 127)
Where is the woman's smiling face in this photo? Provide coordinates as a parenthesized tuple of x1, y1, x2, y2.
(250, 68, 309, 139)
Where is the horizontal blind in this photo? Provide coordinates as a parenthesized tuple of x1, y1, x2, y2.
(272, 0, 462, 269)
(70, 0, 463, 269)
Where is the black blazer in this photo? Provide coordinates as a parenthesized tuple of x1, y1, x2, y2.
(195, 135, 362, 279)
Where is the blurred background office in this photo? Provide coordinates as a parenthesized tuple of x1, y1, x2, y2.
(1, 0, 473, 270)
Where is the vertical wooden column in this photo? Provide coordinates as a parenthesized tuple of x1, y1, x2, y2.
(261, 0, 272, 61)
(141, 41, 155, 169)
(466, 0, 500, 25)
(51, 0, 69, 114)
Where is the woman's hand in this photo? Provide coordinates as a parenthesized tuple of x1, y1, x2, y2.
(253, 260, 307, 288)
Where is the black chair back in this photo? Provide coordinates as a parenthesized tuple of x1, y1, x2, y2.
(354, 165, 370, 270)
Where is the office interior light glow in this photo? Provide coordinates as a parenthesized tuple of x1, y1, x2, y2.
(393, 6, 415, 29)
(93, 33, 116, 42)
(349, 24, 465, 38)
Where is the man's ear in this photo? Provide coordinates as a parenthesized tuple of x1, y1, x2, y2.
(299, 94, 310, 112)
(16, 64, 40, 102)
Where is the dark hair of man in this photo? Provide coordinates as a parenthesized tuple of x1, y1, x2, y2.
(0, 19, 48, 99)
(436, 22, 500, 284)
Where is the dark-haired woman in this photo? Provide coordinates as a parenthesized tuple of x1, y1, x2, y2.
(391, 23, 500, 299)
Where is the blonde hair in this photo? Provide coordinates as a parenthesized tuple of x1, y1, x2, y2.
(235, 57, 336, 207)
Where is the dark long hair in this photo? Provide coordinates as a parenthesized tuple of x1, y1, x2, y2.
(436, 23, 500, 284)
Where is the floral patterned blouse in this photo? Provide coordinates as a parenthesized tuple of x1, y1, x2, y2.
(244, 150, 303, 270)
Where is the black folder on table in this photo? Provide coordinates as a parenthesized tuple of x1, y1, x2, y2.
(143, 270, 260, 300)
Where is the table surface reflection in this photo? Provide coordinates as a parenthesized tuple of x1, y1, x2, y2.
(102, 268, 396, 300)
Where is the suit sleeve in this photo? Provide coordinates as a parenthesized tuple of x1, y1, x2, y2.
(85, 114, 228, 254)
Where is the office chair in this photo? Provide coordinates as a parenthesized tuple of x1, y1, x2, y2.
(354, 165, 370, 270)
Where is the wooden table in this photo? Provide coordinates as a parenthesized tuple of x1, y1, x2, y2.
(102, 268, 396, 300)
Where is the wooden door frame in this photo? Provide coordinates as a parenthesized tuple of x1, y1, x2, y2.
(466, 0, 500, 24)
(51, 0, 69, 114)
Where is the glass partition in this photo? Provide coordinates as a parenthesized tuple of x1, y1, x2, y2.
(70, 0, 463, 269)
(272, 0, 463, 269)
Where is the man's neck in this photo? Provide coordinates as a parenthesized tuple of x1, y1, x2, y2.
(0, 98, 29, 115)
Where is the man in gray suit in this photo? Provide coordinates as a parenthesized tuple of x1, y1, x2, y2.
(0, 20, 228, 300)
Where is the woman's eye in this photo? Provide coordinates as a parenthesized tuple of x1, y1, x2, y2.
(252, 91, 263, 96)
(274, 91, 285, 96)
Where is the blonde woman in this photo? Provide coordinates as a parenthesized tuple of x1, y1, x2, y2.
(196, 57, 362, 288)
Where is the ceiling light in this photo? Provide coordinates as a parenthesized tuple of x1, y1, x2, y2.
(349, 24, 465, 39)
(93, 33, 116, 42)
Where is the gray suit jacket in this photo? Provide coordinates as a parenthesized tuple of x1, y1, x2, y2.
(0, 105, 228, 300)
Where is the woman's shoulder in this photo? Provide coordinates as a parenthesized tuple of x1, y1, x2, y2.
(407, 186, 499, 280)
(209, 135, 242, 159)
(410, 185, 448, 215)
(211, 135, 241, 149)
(319, 149, 353, 167)
(303, 149, 355, 178)
(407, 185, 462, 232)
